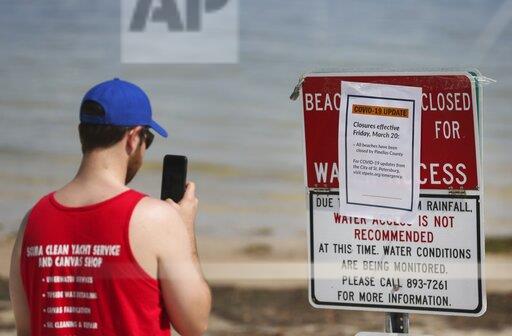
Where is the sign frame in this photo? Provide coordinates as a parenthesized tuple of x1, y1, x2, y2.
(299, 71, 486, 317)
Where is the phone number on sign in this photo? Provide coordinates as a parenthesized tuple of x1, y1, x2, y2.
(406, 279, 448, 290)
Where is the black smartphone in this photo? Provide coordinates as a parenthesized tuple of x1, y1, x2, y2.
(160, 155, 188, 202)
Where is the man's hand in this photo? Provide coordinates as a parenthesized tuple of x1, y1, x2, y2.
(165, 182, 199, 234)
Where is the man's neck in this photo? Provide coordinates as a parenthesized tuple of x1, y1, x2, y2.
(52, 149, 129, 206)
(73, 149, 128, 190)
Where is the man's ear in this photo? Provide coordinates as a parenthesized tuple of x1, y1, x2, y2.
(126, 126, 143, 155)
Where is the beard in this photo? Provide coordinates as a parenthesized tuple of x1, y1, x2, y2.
(125, 143, 143, 184)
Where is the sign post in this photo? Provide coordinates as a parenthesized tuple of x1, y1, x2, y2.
(295, 71, 486, 331)
(385, 312, 409, 333)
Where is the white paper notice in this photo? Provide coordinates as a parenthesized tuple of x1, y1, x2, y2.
(338, 81, 422, 222)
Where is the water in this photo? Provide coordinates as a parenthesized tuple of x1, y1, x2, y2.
(0, 0, 511, 237)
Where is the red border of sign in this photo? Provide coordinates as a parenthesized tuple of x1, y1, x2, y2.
(301, 72, 481, 192)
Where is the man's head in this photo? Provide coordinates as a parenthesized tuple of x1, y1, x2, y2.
(78, 78, 166, 184)
(78, 122, 153, 184)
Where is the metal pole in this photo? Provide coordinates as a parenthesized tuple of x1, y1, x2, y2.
(385, 312, 409, 333)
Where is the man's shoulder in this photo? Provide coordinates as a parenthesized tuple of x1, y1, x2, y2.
(132, 195, 182, 228)
(130, 196, 184, 256)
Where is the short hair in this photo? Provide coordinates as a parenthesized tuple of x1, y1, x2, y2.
(78, 100, 131, 154)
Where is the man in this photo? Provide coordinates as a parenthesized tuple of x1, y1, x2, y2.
(9, 78, 211, 336)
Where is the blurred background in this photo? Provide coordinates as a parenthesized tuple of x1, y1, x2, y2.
(0, 1, 511, 335)
(0, 0, 511, 237)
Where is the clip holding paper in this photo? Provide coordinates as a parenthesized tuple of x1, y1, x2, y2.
(290, 75, 305, 101)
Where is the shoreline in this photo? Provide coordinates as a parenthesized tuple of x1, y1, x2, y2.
(1, 234, 512, 290)
(0, 235, 511, 335)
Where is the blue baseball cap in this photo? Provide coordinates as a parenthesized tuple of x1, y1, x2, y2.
(80, 78, 168, 137)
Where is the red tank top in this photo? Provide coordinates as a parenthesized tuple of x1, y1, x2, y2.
(20, 189, 171, 336)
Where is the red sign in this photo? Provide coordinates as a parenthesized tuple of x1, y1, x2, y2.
(301, 73, 479, 190)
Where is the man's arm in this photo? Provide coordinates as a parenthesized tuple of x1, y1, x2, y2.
(9, 212, 31, 336)
(144, 182, 211, 335)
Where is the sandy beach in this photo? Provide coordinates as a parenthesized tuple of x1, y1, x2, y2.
(0, 234, 511, 335)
